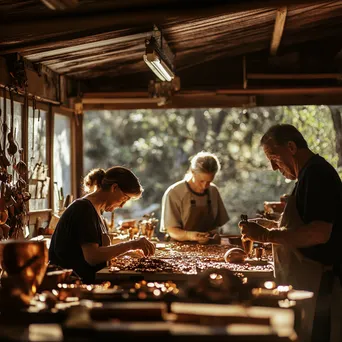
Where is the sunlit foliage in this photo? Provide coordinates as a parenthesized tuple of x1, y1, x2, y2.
(84, 106, 341, 234)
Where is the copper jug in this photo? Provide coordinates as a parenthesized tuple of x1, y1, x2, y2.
(0, 240, 48, 310)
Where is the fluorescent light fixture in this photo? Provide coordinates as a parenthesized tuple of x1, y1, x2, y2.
(143, 51, 174, 82)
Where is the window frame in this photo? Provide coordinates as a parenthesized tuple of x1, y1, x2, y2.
(51, 107, 76, 213)
(0, 90, 77, 225)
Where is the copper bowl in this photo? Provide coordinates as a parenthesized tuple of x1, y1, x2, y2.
(0, 240, 48, 310)
(0, 240, 48, 286)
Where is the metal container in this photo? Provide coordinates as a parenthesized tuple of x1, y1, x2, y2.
(0, 240, 48, 310)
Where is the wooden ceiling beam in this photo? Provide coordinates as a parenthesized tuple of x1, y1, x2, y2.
(54, 53, 144, 74)
(248, 73, 342, 80)
(0, 28, 147, 55)
(39, 0, 78, 11)
(0, 1, 326, 48)
(23, 33, 147, 62)
(81, 92, 256, 109)
(82, 87, 342, 99)
(80, 89, 342, 109)
(270, 6, 287, 56)
(43, 48, 143, 71)
(217, 87, 342, 95)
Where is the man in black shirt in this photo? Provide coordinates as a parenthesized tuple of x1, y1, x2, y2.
(239, 124, 342, 342)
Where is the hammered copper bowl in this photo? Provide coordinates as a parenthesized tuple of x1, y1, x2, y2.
(0, 240, 48, 289)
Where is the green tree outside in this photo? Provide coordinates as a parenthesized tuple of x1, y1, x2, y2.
(83, 106, 341, 234)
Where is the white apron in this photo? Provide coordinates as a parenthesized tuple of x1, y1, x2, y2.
(274, 194, 342, 342)
(274, 194, 323, 342)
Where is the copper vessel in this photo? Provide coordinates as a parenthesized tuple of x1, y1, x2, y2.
(241, 238, 253, 258)
(0, 240, 48, 310)
(255, 246, 265, 260)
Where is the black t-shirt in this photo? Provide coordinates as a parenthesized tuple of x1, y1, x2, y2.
(295, 154, 342, 265)
(49, 198, 107, 283)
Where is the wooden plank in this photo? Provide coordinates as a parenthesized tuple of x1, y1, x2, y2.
(1, 1, 329, 47)
(0, 28, 147, 55)
(248, 73, 342, 80)
(0, 57, 60, 104)
(53, 52, 144, 74)
(96, 266, 274, 283)
(82, 94, 256, 110)
(42, 47, 143, 70)
(96, 268, 197, 282)
(216, 87, 342, 95)
(81, 91, 342, 109)
(28, 209, 52, 225)
(23, 34, 147, 62)
(270, 7, 287, 56)
(257, 94, 342, 106)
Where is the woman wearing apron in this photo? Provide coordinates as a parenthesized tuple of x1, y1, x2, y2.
(49, 166, 155, 284)
(160, 151, 230, 243)
(239, 124, 342, 342)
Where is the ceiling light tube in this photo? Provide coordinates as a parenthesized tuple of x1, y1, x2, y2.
(151, 59, 173, 81)
(143, 55, 167, 81)
(143, 51, 174, 82)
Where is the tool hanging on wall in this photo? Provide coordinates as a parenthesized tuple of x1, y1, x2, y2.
(30, 96, 36, 168)
(23, 87, 29, 183)
(15, 148, 27, 180)
(2, 87, 6, 150)
(0, 85, 32, 242)
(1, 87, 10, 170)
(7, 89, 18, 158)
(0, 181, 9, 226)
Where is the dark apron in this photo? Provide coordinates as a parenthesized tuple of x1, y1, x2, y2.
(99, 216, 111, 268)
(274, 194, 341, 342)
(183, 183, 215, 233)
(100, 218, 111, 247)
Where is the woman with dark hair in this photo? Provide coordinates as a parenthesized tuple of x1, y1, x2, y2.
(49, 166, 155, 284)
(160, 151, 230, 243)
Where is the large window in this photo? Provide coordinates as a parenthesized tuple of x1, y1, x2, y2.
(53, 113, 72, 213)
(83, 107, 340, 234)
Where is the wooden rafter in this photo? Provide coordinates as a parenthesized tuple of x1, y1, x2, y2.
(270, 6, 287, 56)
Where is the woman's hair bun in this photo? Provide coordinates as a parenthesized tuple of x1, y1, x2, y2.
(83, 168, 106, 193)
